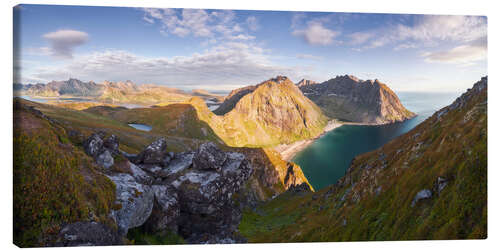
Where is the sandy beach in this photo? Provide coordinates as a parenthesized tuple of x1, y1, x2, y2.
(274, 120, 344, 161)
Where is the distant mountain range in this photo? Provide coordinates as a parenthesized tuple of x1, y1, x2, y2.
(14, 78, 206, 105)
(299, 75, 415, 124)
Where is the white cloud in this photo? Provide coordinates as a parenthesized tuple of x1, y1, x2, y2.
(292, 22, 339, 46)
(421, 37, 487, 64)
(24, 43, 300, 88)
(142, 8, 253, 42)
(351, 15, 487, 51)
(42, 29, 89, 59)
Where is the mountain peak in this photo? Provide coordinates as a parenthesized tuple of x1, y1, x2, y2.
(299, 75, 414, 124)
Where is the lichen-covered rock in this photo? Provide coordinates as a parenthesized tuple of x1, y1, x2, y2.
(143, 185, 180, 233)
(192, 142, 227, 171)
(172, 150, 253, 242)
(134, 138, 168, 165)
(107, 173, 154, 235)
(54, 222, 123, 247)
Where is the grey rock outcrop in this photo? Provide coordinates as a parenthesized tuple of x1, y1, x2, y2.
(82, 133, 255, 243)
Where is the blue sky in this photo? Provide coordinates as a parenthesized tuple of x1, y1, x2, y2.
(14, 4, 487, 92)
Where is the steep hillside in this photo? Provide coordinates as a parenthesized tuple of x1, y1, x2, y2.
(221, 76, 328, 146)
(13, 101, 116, 247)
(240, 76, 487, 242)
(300, 75, 415, 124)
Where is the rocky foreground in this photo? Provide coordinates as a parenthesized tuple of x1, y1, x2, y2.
(75, 134, 254, 244)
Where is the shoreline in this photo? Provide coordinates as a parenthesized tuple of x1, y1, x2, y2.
(274, 120, 393, 162)
(274, 120, 344, 162)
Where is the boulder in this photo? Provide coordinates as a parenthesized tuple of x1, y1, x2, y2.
(134, 138, 168, 165)
(192, 142, 228, 171)
(54, 222, 122, 246)
(411, 189, 432, 207)
(83, 133, 103, 157)
(107, 173, 154, 235)
(96, 150, 114, 169)
(159, 152, 194, 178)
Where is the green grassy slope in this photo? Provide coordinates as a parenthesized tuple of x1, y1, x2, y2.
(13, 101, 116, 247)
(240, 77, 487, 242)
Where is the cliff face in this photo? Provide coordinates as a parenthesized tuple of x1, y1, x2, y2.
(300, 75, 415, 124)
(240, 77, 487, 242)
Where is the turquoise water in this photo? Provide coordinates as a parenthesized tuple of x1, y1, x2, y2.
(292, 92, 460, 191)
(128, 123, 152, 131)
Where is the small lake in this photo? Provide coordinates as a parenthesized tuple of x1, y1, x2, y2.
(128, 123, 152, 131)
(292, 91, 460, 191)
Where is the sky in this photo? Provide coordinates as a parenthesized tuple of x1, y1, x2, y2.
(13, 4, 487, 93)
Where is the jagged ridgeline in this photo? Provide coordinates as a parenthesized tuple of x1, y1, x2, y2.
(239, 77, 487, 242)
(299, 75, 415, 124)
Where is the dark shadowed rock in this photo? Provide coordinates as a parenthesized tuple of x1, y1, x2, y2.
(192, 142, 228, 171)
(144, 185, 180, 233)
(54, 222, 122, 246)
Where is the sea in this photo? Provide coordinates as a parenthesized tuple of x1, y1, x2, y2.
(291, 91, 461, 191)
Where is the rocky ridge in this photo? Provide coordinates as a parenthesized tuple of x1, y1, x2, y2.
(80, 134, 254, 244)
